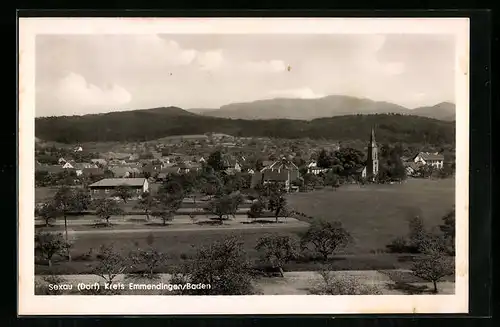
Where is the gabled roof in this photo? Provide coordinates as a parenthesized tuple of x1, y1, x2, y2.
(265, 158, 299, 171)
(415, 152, 445, 161)
(89, 178, 146, 188)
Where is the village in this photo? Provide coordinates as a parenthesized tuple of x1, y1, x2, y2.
(34, 129, 456, 296)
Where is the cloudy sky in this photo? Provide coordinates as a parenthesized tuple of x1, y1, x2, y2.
(35, 34, 455, 117)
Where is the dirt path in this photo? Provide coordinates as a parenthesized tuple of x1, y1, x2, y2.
(44, 221, 309, 235)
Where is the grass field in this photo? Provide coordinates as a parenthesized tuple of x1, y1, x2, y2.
(34, 177, 455, 275)
(287, 178, 455, 253)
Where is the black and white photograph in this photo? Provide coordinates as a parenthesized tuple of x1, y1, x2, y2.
(18, 17, 470, 315)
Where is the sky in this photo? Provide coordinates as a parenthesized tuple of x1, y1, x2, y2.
(35, 34, 456, 117)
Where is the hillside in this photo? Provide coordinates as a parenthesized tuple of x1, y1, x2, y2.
(410, 102, 456, 121)
(193, 95, 455, 121)
(35, 106, 455, 145)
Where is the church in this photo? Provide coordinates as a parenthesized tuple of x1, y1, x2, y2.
(360, 128, 379, 181)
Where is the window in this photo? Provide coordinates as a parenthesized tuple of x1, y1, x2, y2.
(104, 189, 110, 194)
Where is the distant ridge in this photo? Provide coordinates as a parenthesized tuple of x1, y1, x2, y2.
(188, 95, 455, 121)
(35, 104, 455, 145)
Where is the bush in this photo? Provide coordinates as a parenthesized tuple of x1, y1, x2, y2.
(309, 268, 382, 295)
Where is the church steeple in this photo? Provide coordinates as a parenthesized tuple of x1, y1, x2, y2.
(370, 127, 376, 146)
(366, 127, 379, 180)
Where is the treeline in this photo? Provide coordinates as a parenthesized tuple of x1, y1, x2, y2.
(35, 108, 455, 145)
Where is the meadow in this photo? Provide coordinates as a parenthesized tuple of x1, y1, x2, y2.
(35, 177, 455, 275)
(287, 177, 455, 253)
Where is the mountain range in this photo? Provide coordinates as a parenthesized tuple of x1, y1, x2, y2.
(187, 96, 455, 121)
(35, 104, 455, 145)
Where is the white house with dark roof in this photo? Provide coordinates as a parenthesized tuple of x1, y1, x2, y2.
(89, 178, 149, 199)
(413, 152, 445, 169)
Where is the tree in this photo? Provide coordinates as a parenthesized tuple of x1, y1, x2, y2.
(303, 173, 322, 191)
(152, 193, 182, 225)
(309, 266, 382, 295)
(332, 147, 365, 176)
(130, 238, 167, 279)
(207, 150, 224, 172)
(412, 251, 454, 294)
(135, 192, 156, 220)
(439, 208, 455, 252)
(324, 171, 340, 191)
(183, 237, 255, 295)
(204, 195, 235, 224)
(113, 185, 133, 203)
(53, 186, 90, 260)
(93, 244, 130, 285)
(407, 216, 428, 252)
(247, 200, 265, 221)
(267, 185, 287, 223)
(35, 231, 67, 267)
(317, 149, 332, 168)
(301, 219, 352, 261)
(255, 235, 298, 277)
(36, 201, 59, 227)
(95, 198, 124, 226)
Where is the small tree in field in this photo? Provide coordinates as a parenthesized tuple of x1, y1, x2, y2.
(301, 219, 352, 261)
(255, 234, 298, 277)
(95, 198, 124, 226)
(130, 238, 167, 279)
(324, 171, 340, 191)
(36, 201, 59, 227)
(135, 192, 156, 220)
(309, 265, 382, 295)
(412, 251, 454, 294)
(35, 231, 67, 267)
(247, 200, 265, 221)
(186, 237, 255, 295)
(439, 208, 455, 255)
(152, 194, 182, 225)
(93, 244, 130, 285)
(267, 185, 287, 223)
(204, 195, 234, 224)
(113, 185, 133, 203)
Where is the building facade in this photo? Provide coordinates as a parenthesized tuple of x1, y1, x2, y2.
(88, 178, 149, 199)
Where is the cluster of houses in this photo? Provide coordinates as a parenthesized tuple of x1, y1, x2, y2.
(402, 152, 446, 176)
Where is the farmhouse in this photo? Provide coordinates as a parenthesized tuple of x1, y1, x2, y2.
(251, 157, 300, 192)
(89, 178, 149, 198)
(413, 152, 445, 169)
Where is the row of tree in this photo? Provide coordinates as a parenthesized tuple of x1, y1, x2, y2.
(36, 213, 454, 295)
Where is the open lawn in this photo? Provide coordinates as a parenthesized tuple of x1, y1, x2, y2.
(286, 177, 455, 253)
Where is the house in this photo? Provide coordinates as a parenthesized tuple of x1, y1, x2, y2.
(252, 157, 301, 192)
(89, 178, 149, 199)
(128, 154, 140, 161)
(413, 152, 445, 169)
(74, 146, 83, 152)
(109, 166, 139, 178)
(403, 162, 423, 176)
(247, 169, 255, 174)
(58, 157, 67, 165)
(90, 158, 108, 166)
(175, 162, 201, 174)
(156, 167, 181, 181)
(62, 161, 74, 169)
(306, 161, 329, 175)
(222, 158, 242, 172)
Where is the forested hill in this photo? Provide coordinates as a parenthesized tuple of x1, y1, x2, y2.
(35, 107, 455, 145)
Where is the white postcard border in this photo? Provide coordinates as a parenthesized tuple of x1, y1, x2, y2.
(18, 17, 470, 315)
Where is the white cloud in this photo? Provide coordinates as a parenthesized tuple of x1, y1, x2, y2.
(269, 87, 325, 99)
(196, 50, 224, 71)
(46, 72, 132, 115)
(241, 60, 286, 73)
